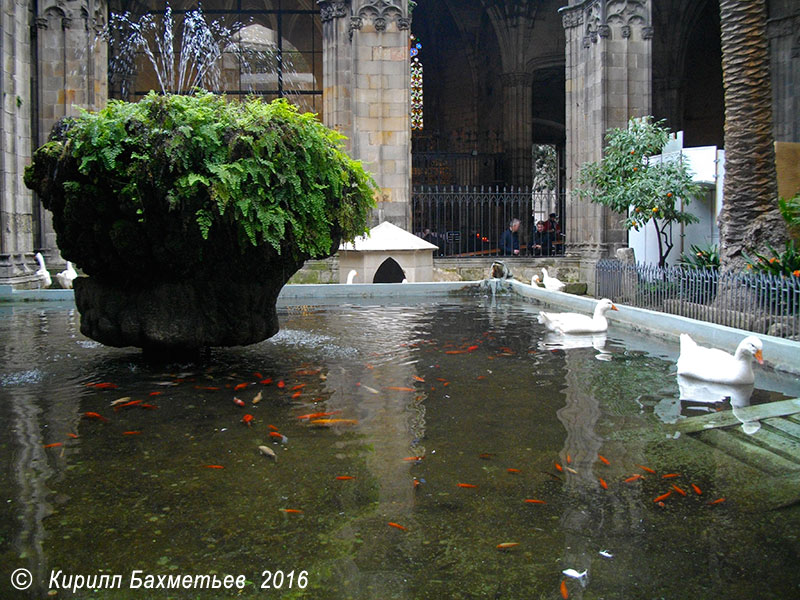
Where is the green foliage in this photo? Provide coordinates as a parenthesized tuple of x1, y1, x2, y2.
(779, 192, 800, 239)
(679, 243, 719, 270)
(577, 117, 701, 268)
(744, 240, 800, 277)
(531, 144, 557, 193)
(25, 91, 377, 283)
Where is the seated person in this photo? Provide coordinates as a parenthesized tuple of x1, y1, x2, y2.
(543, 213, 562, 254)
(499, 219, 521, 256)
(529, 221, 551, 256)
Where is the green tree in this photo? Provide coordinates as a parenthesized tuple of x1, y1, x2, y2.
(576, 117, 701, 268)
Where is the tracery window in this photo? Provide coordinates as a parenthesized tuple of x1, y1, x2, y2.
(410, 33, 423, 130)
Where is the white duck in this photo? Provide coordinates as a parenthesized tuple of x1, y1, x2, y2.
(34, 252, 52, 288)
(346, 269, 358, 284)
(541, 267, 565, 292)
(537, 298, 618, 334)
(676, 334, 763, 385)
(55, 261, 78, 289)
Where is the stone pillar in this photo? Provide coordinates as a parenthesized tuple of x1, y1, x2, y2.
(766, 12, 800, 143)
(35, 0, 107, 266)
(0, 0, 37, 286)
(560, 0, 653, 259)
(501, 72, 534, 186)
(319, 0, 411, 230)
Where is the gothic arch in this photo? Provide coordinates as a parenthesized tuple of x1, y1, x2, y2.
(373, 257, 406, 283)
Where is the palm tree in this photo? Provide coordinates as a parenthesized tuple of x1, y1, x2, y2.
(717, 0, 786, 273)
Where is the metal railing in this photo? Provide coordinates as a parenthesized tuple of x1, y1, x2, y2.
(411, 186, 566, 257)
(412, 152, 506, 187)
(596, 259, 800, 339)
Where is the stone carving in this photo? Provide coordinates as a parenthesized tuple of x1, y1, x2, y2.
(561, 0, 651, 40)
(357, 0, 405, 30)
(606, 0, 647, 27)
(318, 0, 349, 23)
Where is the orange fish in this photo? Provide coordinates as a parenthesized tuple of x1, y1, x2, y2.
(242, 414, 254, 427)
(597, 454, 610, 465)
(386, 386, 415, 392)
(413, 478, 421, 489)
(566, 454, 571, 464)
(297, 411, 340, 420)
(476, 375, 486, 380)
(403, 456, 424, 462)
(662, 473, 680, 479)
(277, 380, 285, 389)
(507, 468, 521, 474)
(43, 442, 63, 448)
(123, 431, 142, 435)
(555, 462, 563, 472)
(139, 403, 158, 410)
(598, 477, 608, 490)
(233, 397, 245, 407)
(291, 384, 306, 391)
(195, 386, 220, 391)
(82, 412, 109, 423)
(234, 383, 249, 391)
(496, 542, 519, 550)
(336, 476, 355, 480)
(66, 433, 79, 439)
(254, 372, 264, 380)
(87, 382, 118, 390)
(671, 484, 687, 496)
(268, 424, 279, 431)
(467, 345, 479, 352)
(691, 484, 702, 495)
(524, 499, 546, 504)
(413, 376, 425, 382)
(388, 522, 407, 531)
(148, 391, 162, 396)
(479, 453, 494, 459)
(113, 399, 142, 411)
(445, 350, 467, 354)
(268, 431, 285, 439)
(260, 378, 273, 385)
(203, 465, 224, 469)
(653, 491, 672, 503)
(707, 498, 726, 505)
(560, 579, 569, 599)
(309, 419, 358, 425)
(637, 464, 656, 474)
(624, 474, 644, 483)
(457, 483, 477, 488)
(280, 508, 302, 514)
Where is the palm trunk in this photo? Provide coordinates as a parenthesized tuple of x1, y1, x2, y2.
(717, 0, 786, 274)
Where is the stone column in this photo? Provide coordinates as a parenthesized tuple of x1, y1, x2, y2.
(35, 0, 107, 266)
(0, 0, 37, 286)
(766, 12, 799, 143)
(560, 0, 653, 266)
(501, 72, 535, 186)
(320, 0, 411, 230)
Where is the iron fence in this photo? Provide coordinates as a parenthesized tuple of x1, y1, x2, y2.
(596, 259, 800, 339)
(411, 186, 566, 257)
(412, 152, 506, 187)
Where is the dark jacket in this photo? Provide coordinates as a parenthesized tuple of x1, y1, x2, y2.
(499, 229, 519, 255)
(529, 229, 551, 256)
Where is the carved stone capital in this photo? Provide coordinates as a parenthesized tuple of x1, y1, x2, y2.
(598, 24, 610, 38)
(318, 0, 349, 23)
(356, 0, 405, 30)
(621, 24, 631, 38)
(35, 16, 49, 29)
(62, 16, 73, 30)
(641, 26, 654, 40)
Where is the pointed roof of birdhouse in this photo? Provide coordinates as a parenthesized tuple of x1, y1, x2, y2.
(339, 221, 438, 251)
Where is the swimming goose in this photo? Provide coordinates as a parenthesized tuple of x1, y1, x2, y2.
(537, 298, 618, 334)
(541, 268, 565, 292)
(55, 261, 77, 289)
(34, 252, 52, 288)
(676, 334, 763, 385)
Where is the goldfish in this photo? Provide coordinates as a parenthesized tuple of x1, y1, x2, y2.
(478, 453, 494, 459)
(413, 376, 425, 382)
(195, 386, 220, 391)
(624, 474, 644, 483)
(386, 386, 415, 392)
(86, 382, 118, 390)
(296, 411, 340, 420)
(507, 468, 521, 474)
(254, 372, 264, 380)
(360, 385, 380, 394)
(413, 478, 421, 489)
(496, 542, 519, 550)
(277, 380, 285, 389)
(148, 391, 162, 396)
(260, 378, 273, 385)
(290, 391, 302, 399)
(661, 473, 680, 479)
(691, 484, 702, 495)
(597, 454, 610, 465)
(467, 345, 479, 352)
(109, 397, 133, 406)
(637, 464, 656, 474)
(139, 403, 158, 410)
(566, 454, 571, 464)
(309, 419, 358, 425)
(43, 442, 63, 448)
(562, 569, 587, 580)
(268, 431, 285, 440)
(388, 522, 407, 531)
(524, 499, 546, 504)
(336, 476, 355, 480)
(565, 466, 578, 474)
(598, 550, 613, 558)
(234, 383, 249, 391)
(82, 412, 109, 423)
(444, 350, 467, 354)
(707, 497, 726, 505)
(280, 508, 302, 514)
(113, 400, 142, 411)
(123, 431, 142, 435)
(66, 433, 79, 439)
(671, 484, 687, 496)
(258, 446, 277, 461)
(268, 424, 278, 431)
(598, 477, 608, 490)
(653, 491, 672, 503)
(403, 456, 424, 462)
(242, 414, 254, 427)
(476, 375, 486, 380)
(555, 462, 563, 472)
(252, 391, 262, 405)
(233, 397, 245, 407)
(291, 384, 306, 391)
(560, 579, 569, 599)
(203, 465, 224, 469)
(457, 483, 477, 488)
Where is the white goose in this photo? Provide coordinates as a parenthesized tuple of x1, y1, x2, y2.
(34, 252, 52, 288)
(55, 261, 78, 289)
(537, 298, 618, 334)
(676, 334, 763, 385)
(541, 267, 565, 292)
(346, 269, 358, 284)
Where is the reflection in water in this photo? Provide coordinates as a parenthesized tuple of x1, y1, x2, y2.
(540, 331, 611, 361)
(677, 375, 758, 434)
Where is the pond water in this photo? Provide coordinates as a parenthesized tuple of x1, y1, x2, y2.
(1, 295, 799, 600)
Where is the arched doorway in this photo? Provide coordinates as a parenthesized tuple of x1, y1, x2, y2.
(373, 258, 406, 283)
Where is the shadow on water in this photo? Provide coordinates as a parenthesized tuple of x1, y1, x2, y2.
(1, 298, 799, 599)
